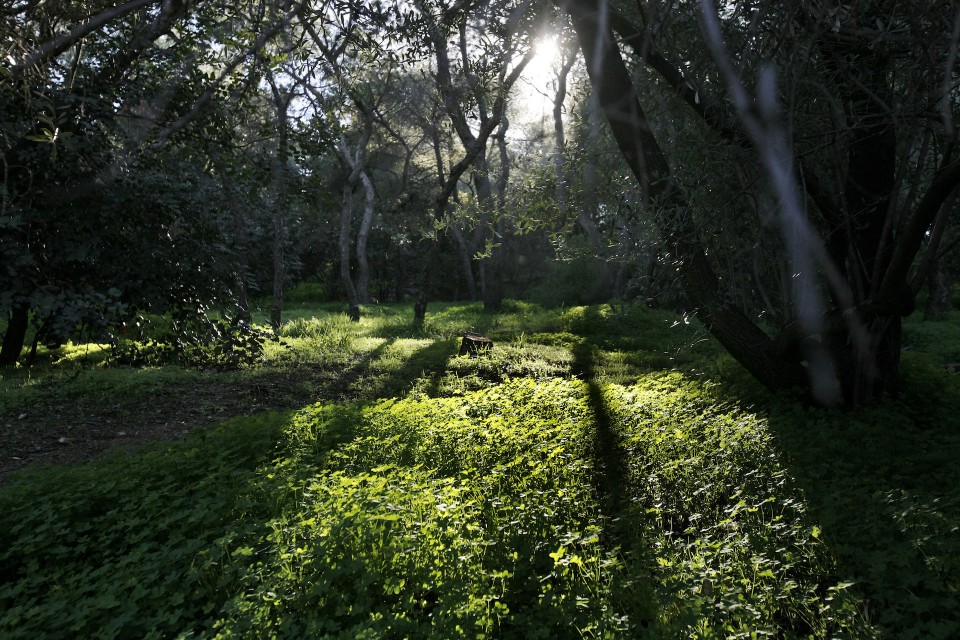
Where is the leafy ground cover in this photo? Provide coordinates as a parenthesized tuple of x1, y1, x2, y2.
(1, 301, 958, 638)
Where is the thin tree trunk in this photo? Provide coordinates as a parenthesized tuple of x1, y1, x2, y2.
(267, 77, 292, 331)
(472, 151, 502, 311)
(483, 117, 514, 312)
(271, 208, 285, 329)
(552, 41, 576, 219)
(451, 223, 478, 300)
(339, 182, 361, 321)
(355, 169, 375, 304)
(924, 266, 953, 320)
(414, 200, 446, 323)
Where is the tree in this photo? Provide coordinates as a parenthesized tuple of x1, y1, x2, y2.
(556, 0, 960, 405)
(0, 0, 306, 364)
(407, 0, 537, 321)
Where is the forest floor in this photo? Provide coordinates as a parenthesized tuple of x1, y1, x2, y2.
(0, 351, 456, 482)
(1, 301, 959, 639)
(0, 370, 325, 484)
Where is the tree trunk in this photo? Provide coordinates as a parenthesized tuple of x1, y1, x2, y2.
(451, 223, 478, 300)
(271, 206, 285, 329)
(560, 0, 960, 405)
(552, 45, 613, 300)
(412, 0, 532, 322)
(355, 169, 375, 304)
(565, 0, 807, 394)
(339, 182, 361, 322)
(413, 211, 443, 324)
(0, 304, 29, 367)
(333, 125, 373, 321)
(481, 253, 504, 311)
(576, 213, 613, 299)
(267, 75, 291, 331)
(829, 316, 903, 405)
(473, 151, 503, 312)
(925, 266, 953, 320)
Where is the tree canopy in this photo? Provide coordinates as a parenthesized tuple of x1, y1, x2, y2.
(2, 0, 958, 405)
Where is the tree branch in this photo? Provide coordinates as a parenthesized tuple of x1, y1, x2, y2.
(11, 0, 157, 78)
(878, 158, 960, 306)
(154, 2, 305, 146)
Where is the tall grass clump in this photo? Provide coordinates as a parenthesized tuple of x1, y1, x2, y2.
(271, 314, 356, 363)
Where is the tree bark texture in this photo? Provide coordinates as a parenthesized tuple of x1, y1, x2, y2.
(335, 124, 374, 322)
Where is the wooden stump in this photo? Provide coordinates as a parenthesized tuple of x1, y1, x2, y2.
(459, 332, 493, 356)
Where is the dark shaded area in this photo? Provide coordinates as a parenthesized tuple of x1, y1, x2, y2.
(0, 336, 460, 483)
(761, 371, 960, 639)
(571, 340, 657, 630)
(0, 410, 300, 639)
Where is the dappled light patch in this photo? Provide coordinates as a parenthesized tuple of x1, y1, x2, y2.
(1, 302, 957, 638)
(0, 373, 897, 638)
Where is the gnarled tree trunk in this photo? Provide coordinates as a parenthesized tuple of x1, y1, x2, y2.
(560, 0, 960, 405)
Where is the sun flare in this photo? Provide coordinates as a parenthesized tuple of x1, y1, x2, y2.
(515, 35, 564, 120)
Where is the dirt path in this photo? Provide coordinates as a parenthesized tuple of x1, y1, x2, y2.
(0, 369, 336, 485)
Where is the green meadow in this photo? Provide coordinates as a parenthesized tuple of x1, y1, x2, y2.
(1, 301, 958, 638)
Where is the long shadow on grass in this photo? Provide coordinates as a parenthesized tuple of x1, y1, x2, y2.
(312, 337, 397, 401)
(571, 341, 658, 628)
(359, 338, 458, 399)
(571, 342, 630, 514)
(307, 335, 457, 401)
(761, 380, 960, 639)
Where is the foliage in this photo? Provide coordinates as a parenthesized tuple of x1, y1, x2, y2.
(761, 363, 960, 640)
(528, 254, 611, 307)
(108, 309, 276, 370)
(902, 312, 960, 366)
(0, 412, 289, 639)
(602, 374, 871, 637)
(2, 303, 958, 638)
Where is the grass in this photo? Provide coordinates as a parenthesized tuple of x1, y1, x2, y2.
(1, 300, 959, 638)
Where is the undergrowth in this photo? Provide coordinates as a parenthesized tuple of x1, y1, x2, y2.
(1, 302, 957, 638)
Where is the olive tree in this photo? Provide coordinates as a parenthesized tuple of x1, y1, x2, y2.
(557, 0, 960, 405)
